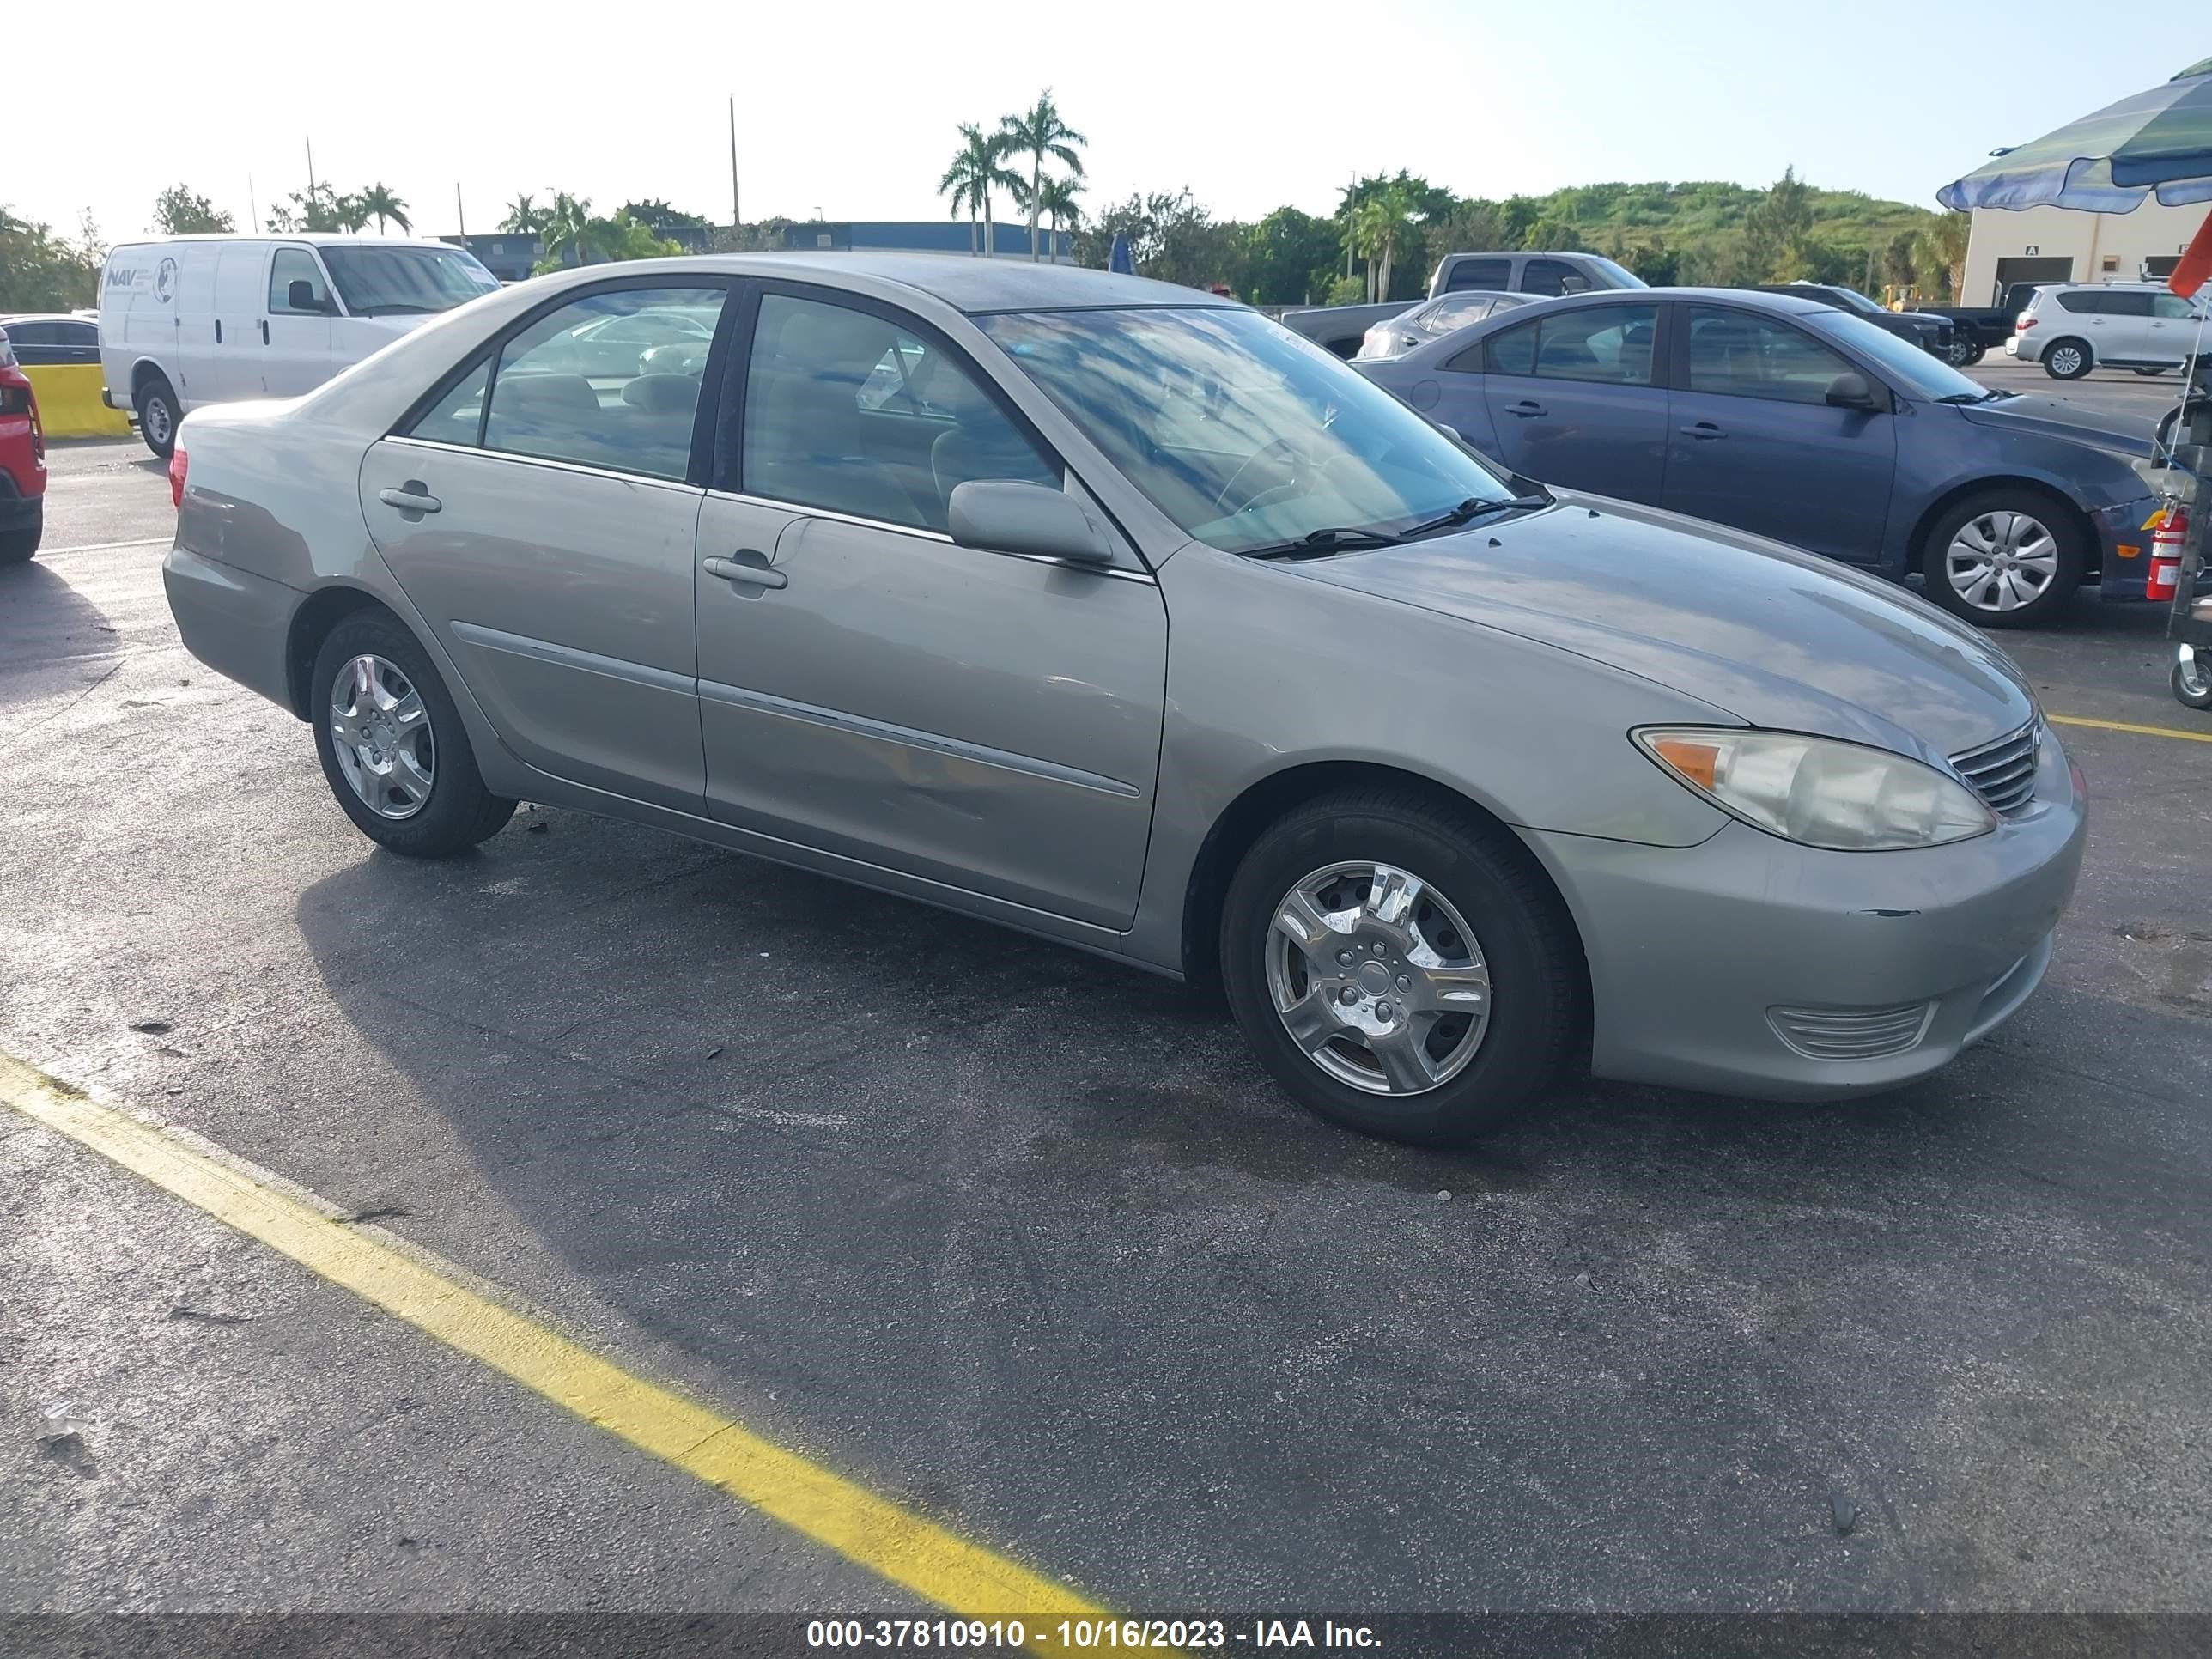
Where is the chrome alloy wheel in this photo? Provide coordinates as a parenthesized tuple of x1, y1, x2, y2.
(1945, 510, 2059, 614)
(329, 653, 435, 820)
(1265, 861, 1492, 1097)
(2047, 343, 2086, 377)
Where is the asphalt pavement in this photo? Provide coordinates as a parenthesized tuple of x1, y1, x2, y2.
(3, 431, 2209, 1634)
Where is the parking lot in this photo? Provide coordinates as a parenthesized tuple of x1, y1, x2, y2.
(5, 410, 2210, 1630)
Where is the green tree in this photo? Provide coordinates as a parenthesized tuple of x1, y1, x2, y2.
(999, 90, 1087, 261)
(356, 183, 410, 235)
(1742, 166, 1814, 283)
(1519, 215, 1592, 253)
(1034, 176, 1085, 256)
(0, 204, 103, 310)
(499, 193, 547, 234)
(153, 185, 234, 235)
(1073, 189, 1241, 289)
(1352, 185, 1419, 301)
(620, 199, 708, 230)
(1242, 206, 1341, 306)
(1917, 211, 1971, 302)
(939, 122, 1022, 257)
(538, 193, 607, 268)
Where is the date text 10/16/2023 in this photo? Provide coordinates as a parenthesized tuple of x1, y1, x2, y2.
(805, 1620, 1383, 1650)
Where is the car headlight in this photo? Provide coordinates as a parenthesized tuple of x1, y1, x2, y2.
(1634, 727, 1997, 851)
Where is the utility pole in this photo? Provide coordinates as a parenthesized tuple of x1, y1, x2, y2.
(456, 183, 466, 238)
(306, 137, 319, 227)
(247, 174, 259, 234)
(738, 98, 756, 236)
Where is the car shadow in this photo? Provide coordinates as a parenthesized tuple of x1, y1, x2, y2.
(0, 558, 126, 714)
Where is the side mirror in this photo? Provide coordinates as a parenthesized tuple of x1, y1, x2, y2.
(1826, 370, 1880, 410)
(288, 279, 327, 314)
(947, 481, 1114, 566)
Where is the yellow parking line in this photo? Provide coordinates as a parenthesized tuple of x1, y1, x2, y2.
(0, 1051, 1104, 1641)
(2048, 713, 2212, 744)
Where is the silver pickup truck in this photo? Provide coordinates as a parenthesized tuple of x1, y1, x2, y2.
(1279, 250, 1645, 356)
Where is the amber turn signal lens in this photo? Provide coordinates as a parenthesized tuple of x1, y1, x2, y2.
(1650, 735, 1721, 790)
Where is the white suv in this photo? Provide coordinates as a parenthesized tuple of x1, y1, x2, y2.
(2008, 283, 2209, 380)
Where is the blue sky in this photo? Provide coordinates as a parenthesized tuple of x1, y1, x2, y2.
(12, 1, 2197, 240)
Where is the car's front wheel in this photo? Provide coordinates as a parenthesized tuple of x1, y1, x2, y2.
(1920, 489, 2083, 629)
(2043, 338, 2093, 380)
(310, 613, 515, 856)
(1960, 343, 1987, 367)
(1220, 790, 1578, 1146)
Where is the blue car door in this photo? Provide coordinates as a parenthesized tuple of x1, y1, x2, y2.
(1475, 302, 1668, 501)
(1663, 304, 1896, 562)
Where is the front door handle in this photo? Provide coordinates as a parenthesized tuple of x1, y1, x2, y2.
(1505, 399, 1547, 417)
(1678, 422, 1726, 441)
(377, 483, 441, 515)
(703, 551, 786, 590)
(260, 319, 270, 345)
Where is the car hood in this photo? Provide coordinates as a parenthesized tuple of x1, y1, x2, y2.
(1282, 495, 2037, 761)
(1957, 393, 2154, 456)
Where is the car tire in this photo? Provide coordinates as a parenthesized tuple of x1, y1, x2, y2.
(1961, 343, 1987, 367)
(0, 501, 40, 567)
(309, 612, 515, 857)
(136, 375, 180, 459)
(2134, 367, 2170, 377)
(2175, 653, 2212, 712)
(2043, 338, 2093, 380)
(1218, 788, 1578, 1146)
(1919, 488, 2084, 629)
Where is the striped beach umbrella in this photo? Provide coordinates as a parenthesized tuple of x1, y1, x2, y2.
(1939, 58, 2212, 212)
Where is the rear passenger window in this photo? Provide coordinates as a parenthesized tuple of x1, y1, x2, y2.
(740, 293, 1059, 534)
(481, 287, 724, 481)
(404, 358, 491, 447)
(1442, 258, 1510, 293)
(1485, 320, 1537, 375)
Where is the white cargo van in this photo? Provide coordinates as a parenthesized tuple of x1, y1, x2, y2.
(99, 234, 501, 456)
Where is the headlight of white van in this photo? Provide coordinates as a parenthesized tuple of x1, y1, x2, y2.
(1635, 728, 1997, 851)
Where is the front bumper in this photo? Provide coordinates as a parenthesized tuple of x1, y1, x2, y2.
(2096, 496, 2212, 599)
(1527, 727, 2086, 1102)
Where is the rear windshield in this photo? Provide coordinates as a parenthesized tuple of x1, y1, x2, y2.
(321, 246, 500, 317)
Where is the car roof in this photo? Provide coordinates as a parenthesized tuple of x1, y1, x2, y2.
(685, 251, 1237, 314)
(0, 312, 93, 325)
(1517, 286, 1835, 316)
(107, 234, 458, 250)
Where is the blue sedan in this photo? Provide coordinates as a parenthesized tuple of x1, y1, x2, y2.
(1355, 287, 2178, 628)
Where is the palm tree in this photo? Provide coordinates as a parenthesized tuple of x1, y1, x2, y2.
(334, 192, 372, 234)
(357, 183, 410, 235)
(1355, 187, 1416, 301)
(999, 91, 1087, 260)
(499, 193, 544, 234)
(939, 124, 1021, 258)
(1035, 176, 1084, 260)
(1919, 211, 1972, 303)
(539, 192, 606, 268)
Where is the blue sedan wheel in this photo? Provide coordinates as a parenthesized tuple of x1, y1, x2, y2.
(1921, 489, 2082, 629)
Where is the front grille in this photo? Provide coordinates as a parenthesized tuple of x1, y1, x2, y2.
(1950, 721, 2039, 817)
(1768, 1001, 1936, 1061)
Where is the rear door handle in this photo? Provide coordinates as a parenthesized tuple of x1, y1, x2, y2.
(260, 319, 270, 345)
(1506, 399, 1547, 417)
(377, 483, 441, 515)
(1678, 422, 1726, 440)
(703, 551, 786, 590)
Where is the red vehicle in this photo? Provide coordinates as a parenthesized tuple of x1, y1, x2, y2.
(0, 325, 47, 565)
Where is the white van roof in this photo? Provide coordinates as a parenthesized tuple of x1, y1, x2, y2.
(107, 234, 459, 251)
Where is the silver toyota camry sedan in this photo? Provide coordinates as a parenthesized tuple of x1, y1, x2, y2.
(161, 253, 2086, 1144)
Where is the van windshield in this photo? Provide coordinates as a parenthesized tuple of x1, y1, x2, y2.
(321, 246, 499, 317)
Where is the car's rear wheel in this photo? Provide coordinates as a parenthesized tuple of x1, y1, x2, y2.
(2134, 367, 2170, 376)
(310, 613, 514, 857)
(1920, 489, 2083, 629)
(136, 375, 179, 459)
(1219, 789, 1577, 1146)
(0, 501, 40, 566)
(2043, 338, 2092, 380)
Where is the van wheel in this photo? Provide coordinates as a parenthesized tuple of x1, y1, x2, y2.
(137, 376, 179, 459)
(1219, 789, 1577, 1146)
(2043, 339, 2092, 380)
(309, 613, 516, 857)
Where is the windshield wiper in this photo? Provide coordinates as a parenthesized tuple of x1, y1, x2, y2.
(1936, 389, 2009, 404)
(1243, 526, 1406, 560)
(1399, 493, 1551, 538)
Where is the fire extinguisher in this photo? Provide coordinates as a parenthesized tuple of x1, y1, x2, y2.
(2148, 506, 2187, 602)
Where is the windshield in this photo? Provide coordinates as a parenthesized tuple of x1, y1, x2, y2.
(1812, 312, 1990, 401)
(980, 307, 1516, 554)
(321, 246, 500, 317)
(1581, 254, 1648, 290)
